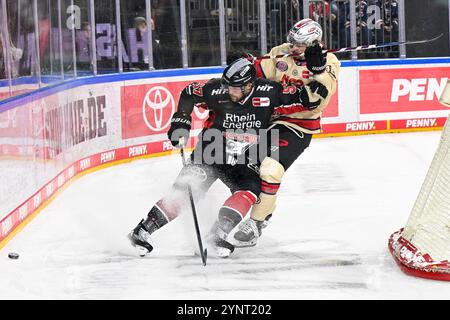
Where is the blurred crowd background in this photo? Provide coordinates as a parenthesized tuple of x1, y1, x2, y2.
(0, 0, 448, 101)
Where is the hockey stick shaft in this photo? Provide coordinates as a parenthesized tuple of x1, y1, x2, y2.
(180, 147, 208, 266)
(257, 33, 443, 60)
(326, 33, 443, 54)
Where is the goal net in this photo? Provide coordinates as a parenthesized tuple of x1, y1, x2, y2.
(388, 80, 450, 281)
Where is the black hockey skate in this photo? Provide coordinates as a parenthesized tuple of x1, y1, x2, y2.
(233, 214, 272, 247)
(128, 219, 154, 257)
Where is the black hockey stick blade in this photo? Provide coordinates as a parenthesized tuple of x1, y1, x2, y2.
(202, 248, 208, 266)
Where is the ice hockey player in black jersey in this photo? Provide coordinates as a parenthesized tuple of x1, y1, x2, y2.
(128, 58, 313, 258)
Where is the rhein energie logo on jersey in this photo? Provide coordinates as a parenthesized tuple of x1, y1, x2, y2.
(222, 113, 262, 129)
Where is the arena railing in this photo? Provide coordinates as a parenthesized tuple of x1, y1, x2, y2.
(0, 0, 412, 103)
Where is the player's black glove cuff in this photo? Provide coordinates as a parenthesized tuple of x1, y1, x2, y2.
(308, 81, 329, 99)
(300, 81, 329, 110)
(304, 43, 327, 74)
(168, 112, 192, 148)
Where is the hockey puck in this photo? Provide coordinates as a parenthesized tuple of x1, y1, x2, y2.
(8, 252, 19, 260)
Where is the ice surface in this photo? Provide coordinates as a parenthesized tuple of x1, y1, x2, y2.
(1, 131, 450, 299)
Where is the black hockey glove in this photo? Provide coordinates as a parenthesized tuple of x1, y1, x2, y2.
(304, 43, 327, 74)
(167, 112, 191, 148)
(300, 81, 329, 110)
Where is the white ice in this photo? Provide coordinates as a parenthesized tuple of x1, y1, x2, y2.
(1, 131, 449, 299)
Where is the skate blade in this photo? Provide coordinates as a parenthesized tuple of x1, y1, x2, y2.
(211, 246, 232, 258)
(196, 247, 231, 259)
(135, 245, 149, 257)
(232, 239, 257, 248)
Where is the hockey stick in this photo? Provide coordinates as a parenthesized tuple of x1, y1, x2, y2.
(257, 33, 444, 60)
(326, 33, 444, 54)
(180, 147, 208, 266)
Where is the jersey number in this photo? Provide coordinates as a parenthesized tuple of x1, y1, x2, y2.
(282, 85, 297, 94)
(191, 82, 205, 97)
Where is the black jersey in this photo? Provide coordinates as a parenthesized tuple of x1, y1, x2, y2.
(178, 78, 300, 133)
(176, 78, 302, 165)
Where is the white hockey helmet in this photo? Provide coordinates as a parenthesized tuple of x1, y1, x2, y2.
(287, 18, 323, 47)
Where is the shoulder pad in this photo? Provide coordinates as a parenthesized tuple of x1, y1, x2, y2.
(185, 81, 208, 97)
(268, 43, 291, 57)
(325, 52, 341, 67)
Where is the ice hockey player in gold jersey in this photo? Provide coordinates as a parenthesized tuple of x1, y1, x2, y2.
(233, 18, 341, 247)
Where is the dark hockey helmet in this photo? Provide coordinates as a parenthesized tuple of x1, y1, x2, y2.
(221, 58, 257, 88)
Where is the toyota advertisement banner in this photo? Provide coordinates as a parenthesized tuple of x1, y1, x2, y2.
(121, 81, 210, 140)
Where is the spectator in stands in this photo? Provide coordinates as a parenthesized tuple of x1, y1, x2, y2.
(0, 28, 23, 79)
(76, 22, 92, 66)
(310, 0, 336, 23)
(329, 1, 341, 49)
(336, 2, 350, 48)
(134, 16, 164, 69)
(309, 0, 340, 49)
(374, 0, 399, 44)
(341, 0, 373, 47)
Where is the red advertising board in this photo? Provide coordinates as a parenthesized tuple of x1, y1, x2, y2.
(121, 80, 210, 139)
(319, 117, 448, 136)
(322, 88, 338, 118)
(359, 67, 450, 114)
(322, 120, 388, 134)
(390, 117, 448, 130)
(121, 79, 339, 139)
